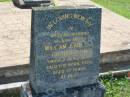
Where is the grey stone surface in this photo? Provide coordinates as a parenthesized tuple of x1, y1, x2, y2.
(30, 6, 101, 93)
(80, 83, 105, 97)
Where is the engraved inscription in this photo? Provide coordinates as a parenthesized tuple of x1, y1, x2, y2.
(47, 14, 93, 30)
(42, 31, 93, 80)
(38, 13, 95, 80)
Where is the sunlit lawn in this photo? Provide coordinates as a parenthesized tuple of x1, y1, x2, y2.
(92, 0, 130, 19)
(100, 75, 130, 97)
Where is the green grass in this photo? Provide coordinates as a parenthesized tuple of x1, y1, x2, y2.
(0, 90, 20, 97)
(0, 0, 11, 2)
(92, 0, 130, 19)
(100, 75, 130, 97)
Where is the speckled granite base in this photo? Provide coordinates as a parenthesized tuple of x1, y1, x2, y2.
(20, 82, 105, 97)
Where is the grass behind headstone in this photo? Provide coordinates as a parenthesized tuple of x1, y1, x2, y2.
(0, 0, 11, 2)
(100, 75, 130, 97)
(92, 0, 130, 19)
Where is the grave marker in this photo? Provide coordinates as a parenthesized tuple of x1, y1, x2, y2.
(16, 1, 106, 97)
(30, 7, 102, 93)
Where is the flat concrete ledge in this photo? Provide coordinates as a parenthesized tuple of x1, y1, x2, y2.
(0, 82, 27, 97)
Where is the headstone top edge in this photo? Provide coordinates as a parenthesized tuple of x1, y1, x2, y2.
(32, 6, 101, 11)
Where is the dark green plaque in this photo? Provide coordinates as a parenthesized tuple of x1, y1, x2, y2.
(30, 6, 101, 93)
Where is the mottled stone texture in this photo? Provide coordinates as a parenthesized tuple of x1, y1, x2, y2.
(21, 82, 105, 97)
(30, 6, 101, 93)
